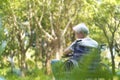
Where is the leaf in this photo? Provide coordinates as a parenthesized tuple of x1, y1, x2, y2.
(0, 41, 7, 55)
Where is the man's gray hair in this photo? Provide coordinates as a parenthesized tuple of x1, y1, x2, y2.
(73, 23, 89, 35)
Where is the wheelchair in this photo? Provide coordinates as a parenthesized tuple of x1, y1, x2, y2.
(51, 45, 113, 80)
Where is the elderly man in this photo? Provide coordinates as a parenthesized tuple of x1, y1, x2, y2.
(63, 23, 98, 61)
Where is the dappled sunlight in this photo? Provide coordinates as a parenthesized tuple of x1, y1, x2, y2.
(0, 0, 120, 80)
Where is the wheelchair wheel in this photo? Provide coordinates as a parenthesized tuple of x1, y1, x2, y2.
(63, 60, 74, 72)
(62, 59, 79, 73)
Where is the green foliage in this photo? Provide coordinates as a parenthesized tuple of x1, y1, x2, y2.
(0, 67, 52, 80)
(0, 41, 7, 55)
(0, 0, 120, 79)
(0, 26, 7, 55)
(92, 0, 120, 74)
(52, 48, 113, 80)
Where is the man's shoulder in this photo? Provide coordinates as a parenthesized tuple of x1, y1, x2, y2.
(78, 37, 98, 48)
(84, 37, 98, 43)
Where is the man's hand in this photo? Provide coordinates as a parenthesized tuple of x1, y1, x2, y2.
(62, 53, 73, 58)
(63, 48, 72, 56)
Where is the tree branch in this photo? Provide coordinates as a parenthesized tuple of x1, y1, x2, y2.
(61, 18, 72, 37)
(49, 12, 56, 37)
(35, 16, 54, 40)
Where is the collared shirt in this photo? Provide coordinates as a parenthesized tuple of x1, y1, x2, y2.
(68, 37, 98, 60)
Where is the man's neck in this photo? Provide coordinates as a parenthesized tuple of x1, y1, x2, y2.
(76, 36, 89, 40)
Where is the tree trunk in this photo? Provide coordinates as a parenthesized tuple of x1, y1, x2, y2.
(110, 46, 115, 75)
(45, 52, 51, 75)
(10, 51, 15, 73)
(20, 50, 27, 77)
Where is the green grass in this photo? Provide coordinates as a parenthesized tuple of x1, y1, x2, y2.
(0, 68, 52, 80)
(0, 65, 120, 80)
(51, 49, 114, 80)
(0, 48, 120, 80)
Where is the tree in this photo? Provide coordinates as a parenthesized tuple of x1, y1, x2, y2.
(1, 0, 119, 77)
(92, 0, 120, 74)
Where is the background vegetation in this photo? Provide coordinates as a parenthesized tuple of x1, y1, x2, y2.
(0, 0, 120, 80)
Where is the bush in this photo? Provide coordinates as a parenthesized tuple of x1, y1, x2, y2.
(3, 68, 52, 80)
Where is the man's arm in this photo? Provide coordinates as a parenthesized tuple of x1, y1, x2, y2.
(63, 41, 75, 56)
(63, 48, 72, 56)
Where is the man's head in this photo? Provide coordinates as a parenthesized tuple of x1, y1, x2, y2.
(73, 23, 89, 39)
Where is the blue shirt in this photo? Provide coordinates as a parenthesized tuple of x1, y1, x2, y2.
(68, 37, 98, 60)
